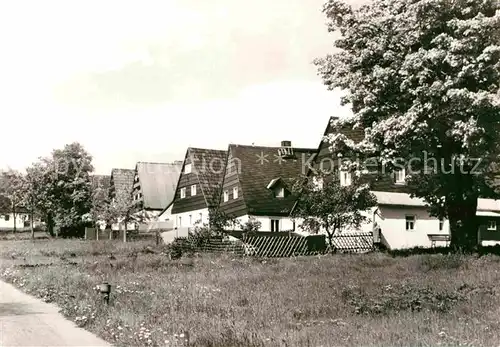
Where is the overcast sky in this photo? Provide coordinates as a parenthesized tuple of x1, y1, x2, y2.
(0, 0, 359, 174)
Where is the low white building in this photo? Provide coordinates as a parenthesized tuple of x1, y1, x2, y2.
(0, 212, 29, 230)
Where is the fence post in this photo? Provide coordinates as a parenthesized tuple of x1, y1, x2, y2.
(123, 228, 127, 243)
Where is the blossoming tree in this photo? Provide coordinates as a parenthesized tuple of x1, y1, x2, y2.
(315, 0, 500, 250)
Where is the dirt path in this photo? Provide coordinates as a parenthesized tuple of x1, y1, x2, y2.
(0, 280, 111, 346)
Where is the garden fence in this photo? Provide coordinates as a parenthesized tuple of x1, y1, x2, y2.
(329, 232, 374, 253)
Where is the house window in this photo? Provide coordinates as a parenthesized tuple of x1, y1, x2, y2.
(191, 185, 197, 196)
(395, 168, 406, 184)
(271, 219, 280, 232)
(189, 215, 192, 225)
(339, 170, 351, 186)
(199, 213, 203, 224)
(223, 190, 229, 202)
(233, 187, 238, 199)
(487, 220, 497, 231)
(439, 218, 444, 231)
(405, 215, 416, 231)
(275, 187, 285, 198)
(4, 215, 9, 221)
(292, 220, 296, 231)
(180, 187, 186, 199)
(184, 163, 192, 174)
(178, 216, 182, 227)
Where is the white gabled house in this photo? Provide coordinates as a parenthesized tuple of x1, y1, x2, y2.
(169, 148, 228, 230)
(131, 161, 182, 231)
(301, 116, 500, 250)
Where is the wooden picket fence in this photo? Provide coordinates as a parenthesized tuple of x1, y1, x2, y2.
(241, 235, 327, 257)
(330, 232, 374, 253)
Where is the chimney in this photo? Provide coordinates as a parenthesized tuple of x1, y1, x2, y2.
(281, 140, 292, 147)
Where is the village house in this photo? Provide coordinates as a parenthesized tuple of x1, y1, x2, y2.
(132, 161, 182, 230)
(109, 168, 136, 231)
(218, 142, 316, 232)
(0, 177, 34, 230)
(0, 198, 30, 230)
(169, 148, 227, 229)
(303, 116, 500, 250)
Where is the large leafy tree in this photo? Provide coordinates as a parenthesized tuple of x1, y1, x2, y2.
(26, 143, 94, 237)
(315, 0, 500, 250)
(0, 169, 26, 232)
(291, 175, 377, 250)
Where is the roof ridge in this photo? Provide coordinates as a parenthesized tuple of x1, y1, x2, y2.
(188, 147, 227, 153)
(229, 143, 316, 150)
(136, 161, 183, 165)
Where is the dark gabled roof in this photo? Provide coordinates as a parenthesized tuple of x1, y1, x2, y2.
(135, 162, 182, 210)
(229, 144, 316, 215)
(91, 174, 111, 204)
(188, 148, 228, 207)
(110, 168, 135, 201)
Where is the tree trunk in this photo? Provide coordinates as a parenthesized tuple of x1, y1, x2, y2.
(124, 216, 128, 242)
(30, 209, 34, 240)
(12, 203, 16, 233)
(445, 169, 479, 252)
(47, 213, 55, 237)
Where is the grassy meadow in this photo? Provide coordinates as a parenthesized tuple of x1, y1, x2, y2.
(1, 238, 500, 346)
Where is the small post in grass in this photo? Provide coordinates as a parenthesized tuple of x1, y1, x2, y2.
(99, 282, 111, 305)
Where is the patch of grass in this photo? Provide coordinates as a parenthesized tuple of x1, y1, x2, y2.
(417, 254, 466, 272)
(1, 240, 500, 346)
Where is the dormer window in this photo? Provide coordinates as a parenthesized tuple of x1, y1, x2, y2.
(191, 184, 197, 196)
(339, 170, 351, 187)
(394, 168, 406, 185)
(275, 187, 285, 198)
(184, 163, 192, 174)
(180, 187, 186, 199)
(267, 177, 286, 198)
(223, 190, 229, 202)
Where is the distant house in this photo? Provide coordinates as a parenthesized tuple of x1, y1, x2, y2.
(170, 148, 227, 229)
(218, 142, 316, 232)
(0, 198, 30, 230)
(132, 161, 182, 229)
(0, 177, 31, 230)
(109, 168, 136, 231)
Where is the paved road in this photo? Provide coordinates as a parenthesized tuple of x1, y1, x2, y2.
(0, 280, 111, 347)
